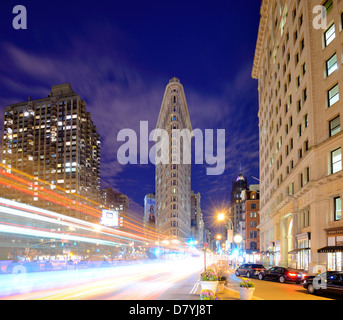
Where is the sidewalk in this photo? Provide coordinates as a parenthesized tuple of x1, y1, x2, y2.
(188, 268, 263, 300)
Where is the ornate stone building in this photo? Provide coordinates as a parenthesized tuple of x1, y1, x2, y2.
(155, 78, 192, 241)
(252, 0, 343, 273)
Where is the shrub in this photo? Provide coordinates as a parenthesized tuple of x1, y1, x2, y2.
(239, 278, 255, 289)
(200, 268, 219, 281)
(200, 289, 217, 300)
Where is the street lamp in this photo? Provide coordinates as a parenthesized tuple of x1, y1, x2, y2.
(233, 234, 243, 244)
(217, 213, 225, 222)
(232, 234, 243, 268)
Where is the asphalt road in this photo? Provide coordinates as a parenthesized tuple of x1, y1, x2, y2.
(0, 258, 204, 300)
(228, 273, 343, 300)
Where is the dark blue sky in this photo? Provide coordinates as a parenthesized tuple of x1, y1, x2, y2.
(0, 0, 261, 229)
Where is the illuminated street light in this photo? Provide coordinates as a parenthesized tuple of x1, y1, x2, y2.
(217, 213, 225, 222)
(216, 235, 222, 240)
(233, 234, 243, 244)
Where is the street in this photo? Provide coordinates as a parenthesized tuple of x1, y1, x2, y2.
(228, 273, 343, 300)
(0, 258, 204, 300)
(1, 256, 342, 300)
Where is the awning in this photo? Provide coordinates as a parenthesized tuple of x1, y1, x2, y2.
(245, 249, 260, 254)
(318, 246, 343, 253)
(288, 248, 310, 254)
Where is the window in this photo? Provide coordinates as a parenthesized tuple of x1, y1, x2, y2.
(303, 88, 307, 103)
(304, 167, 310, 184)
(324, 0, 333, 16)
(298, 124, 303, 137)
(331, 148, 342, 174)
(330, 116, 341, 137)
(334, 197, 342, 221)
(324, 24, 335, 47)
(326, 54, 337, 76)
(304, 114, 309, 128)
(328, 84, 339, 107)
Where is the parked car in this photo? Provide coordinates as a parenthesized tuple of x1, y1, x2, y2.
(302, 271, 343, 295)
(258, 266, 303, 284)
(235, 263, 266, 278)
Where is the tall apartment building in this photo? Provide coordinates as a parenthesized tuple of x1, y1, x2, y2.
(191, 191, 205, 246)
(155, 77, 192, 241)
(252, 0, 343, 272)
(2, 83, 101, 222)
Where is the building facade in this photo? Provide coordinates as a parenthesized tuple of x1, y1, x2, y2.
(155, 77, 192, 241)
(230, 173, 248, 245)
(243, 186, 261, 263)
(2, 83, 101, 222)
(252, 0, 343, 273)
(100, 187, 129, 229)
(143, 193, 156, 233)
(191, 191, 205, 247)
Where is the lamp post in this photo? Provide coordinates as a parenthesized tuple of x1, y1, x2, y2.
(233, 234, 243, 269)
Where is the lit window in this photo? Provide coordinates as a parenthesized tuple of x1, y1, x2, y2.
(334, 197, 342, 221)
(324, 23, 335, 47)
(330, 116, 341, 137)
(328, 84, 339, 107)
(326, 53, 338, 76)
(324, 0, 333, 16)
(331, 148, 342, 174)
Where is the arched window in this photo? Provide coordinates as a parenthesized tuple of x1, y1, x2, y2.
(250, 241, 257, 250)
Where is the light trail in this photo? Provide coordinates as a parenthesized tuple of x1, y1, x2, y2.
(0, 258, 204, 300)
(0, 165, 167, 242)
(0, 198, 148, 248)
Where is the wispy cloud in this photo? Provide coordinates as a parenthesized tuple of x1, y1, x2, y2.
(0, 29, 259, 222)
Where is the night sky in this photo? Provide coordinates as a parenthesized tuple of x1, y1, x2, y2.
(0, 0, 261, 230)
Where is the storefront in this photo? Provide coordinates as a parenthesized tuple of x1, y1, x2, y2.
(244, 249, 261, 264)
(288, 232, 311, 271)
(318, 228, 343, 271)
(261, 242, 280, 267)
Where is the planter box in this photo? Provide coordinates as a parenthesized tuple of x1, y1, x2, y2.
(200, 281, 219, 293)
(217, 281, 225, 293)
(238, 287, 255, 300)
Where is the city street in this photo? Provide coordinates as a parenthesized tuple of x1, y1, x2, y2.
(0, 258, 204, 300)
(1, 256, 342, 300)
(0, 0, 343, 305)
(228, 273, 342, 300)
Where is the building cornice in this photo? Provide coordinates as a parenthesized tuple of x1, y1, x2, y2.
(252, 0, 270, 80)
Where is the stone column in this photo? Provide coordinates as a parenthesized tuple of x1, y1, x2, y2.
(309, 199, 328, 275)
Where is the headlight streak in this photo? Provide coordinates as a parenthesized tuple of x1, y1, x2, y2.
(0, 167, 167, 243)
(0, 258, 203, 300)
(0, 198, 147, 245)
